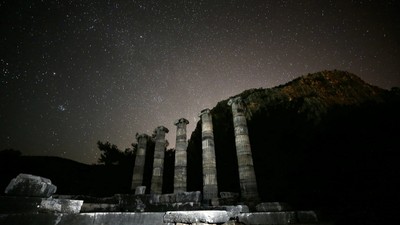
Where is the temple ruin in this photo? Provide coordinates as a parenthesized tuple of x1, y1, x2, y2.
(1, 96, 320, 225)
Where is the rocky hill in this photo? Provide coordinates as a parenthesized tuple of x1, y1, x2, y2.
(187, 70, 400, 224)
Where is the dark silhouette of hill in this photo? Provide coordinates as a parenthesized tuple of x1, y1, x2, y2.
(187, 70, 399, 225)
(0, 155, 132, 196)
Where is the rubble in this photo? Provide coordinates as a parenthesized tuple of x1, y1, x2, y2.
(5, 173, 57, 197)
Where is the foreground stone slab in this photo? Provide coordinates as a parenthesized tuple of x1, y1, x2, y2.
(239, 212, 297, 224)
(255, 202, 291, 212)
(0, 212, 166, 225)
(0, 196, 82, 214)
(40, 198, 83, 213)
(238, 211, 318, 225)
(164, 210, 230, 224)
(4, 173, 57, 197)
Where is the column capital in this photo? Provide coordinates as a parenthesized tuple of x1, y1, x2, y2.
(174, 118, 189, 126)
(155, 126, 169, 133)
(198, 108, 211, 117)
(227, 96, 242, 106)
(136, 133, 150, 141)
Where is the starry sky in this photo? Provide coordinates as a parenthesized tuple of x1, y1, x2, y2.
(1, 0, 399, 164)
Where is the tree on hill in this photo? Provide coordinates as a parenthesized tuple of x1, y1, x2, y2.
(97, 141, 136, 166)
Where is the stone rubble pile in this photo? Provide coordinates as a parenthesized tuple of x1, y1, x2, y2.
(1, 173, 83, 214)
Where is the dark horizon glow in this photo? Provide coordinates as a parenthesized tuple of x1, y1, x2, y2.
(1, 0, 399, 164)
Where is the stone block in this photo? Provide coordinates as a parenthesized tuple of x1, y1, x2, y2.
(238, 212, 297, 225)
(175, 191, 202, 203)
(4, 173, 57, 197)
(135, 186, 146, 195)
(160, 193, 176, 204)
(80, 203, 119, 212)
(117, 194, 147, 212)
(223, 205, 250, 218)
(149, 194, 161, 204)
(255, 202, 291, 212)
(0, 212, 166, 225)
(0, 196, 82, 214)
(164, 210, 230, 224)
(220, 192, 239, 198)
(39, 198, 83, 213)
(296, 211, 318, 223)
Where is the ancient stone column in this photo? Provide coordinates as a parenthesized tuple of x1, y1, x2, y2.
(151, 126, 169, 194)
(199, 108, 218, 201)
(173, 118, 189, 193)
(228, 96, 259, 201)
(131, 133, 149, 191)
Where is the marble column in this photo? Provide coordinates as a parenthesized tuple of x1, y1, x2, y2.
(151, 126, 169, 194)
(199, 108, 218, 201)
(173, 118, 189, 193)
(131, 133, 149, 191)
(228, 96, 259, 201)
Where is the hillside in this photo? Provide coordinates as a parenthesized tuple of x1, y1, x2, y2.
(187, 70, 400, 224)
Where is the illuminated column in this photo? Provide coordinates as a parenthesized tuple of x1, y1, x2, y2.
(228, 96, 259, 201)
(199, 108, 218, 201)
(151, 126, 169, 194)
(131, 133, 149, 191)
(173, 118, 189, 193)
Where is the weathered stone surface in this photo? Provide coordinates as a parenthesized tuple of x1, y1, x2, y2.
(39, 198, 83, 213)
(222, 221, 246, 225)
(199, 108, 219, 201)
(4, 173, 57, 197)
(296, 211, 318, 223)
(256, 202, 291, 212)
(220, 192, 239, 198)
(151, 126, 169, 194)
(164, 210, 230, 224)
(132, 133, 149, 191)
(80, 203, 119, 212)
(175, 191, 202, 203)
(117, 194, 148, 212)
(135, 186, 146, 195)
(174, 118, 189, 193)
(219, 192, 240, 205)
(159, 193, 176, 204)
(0, 212, 167, 225)
(222, 205, 250, 218)
(238, 212, 297, 225)
(0, 196, 82, 214)
(228, 97, 259, 202)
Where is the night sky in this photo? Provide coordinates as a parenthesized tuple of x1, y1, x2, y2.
(1, 0, 399, 164)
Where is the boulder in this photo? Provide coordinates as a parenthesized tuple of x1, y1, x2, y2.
(4, 174, 57, 197)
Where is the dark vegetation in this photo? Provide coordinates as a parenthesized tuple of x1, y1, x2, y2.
(1, 71, 399, 224)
